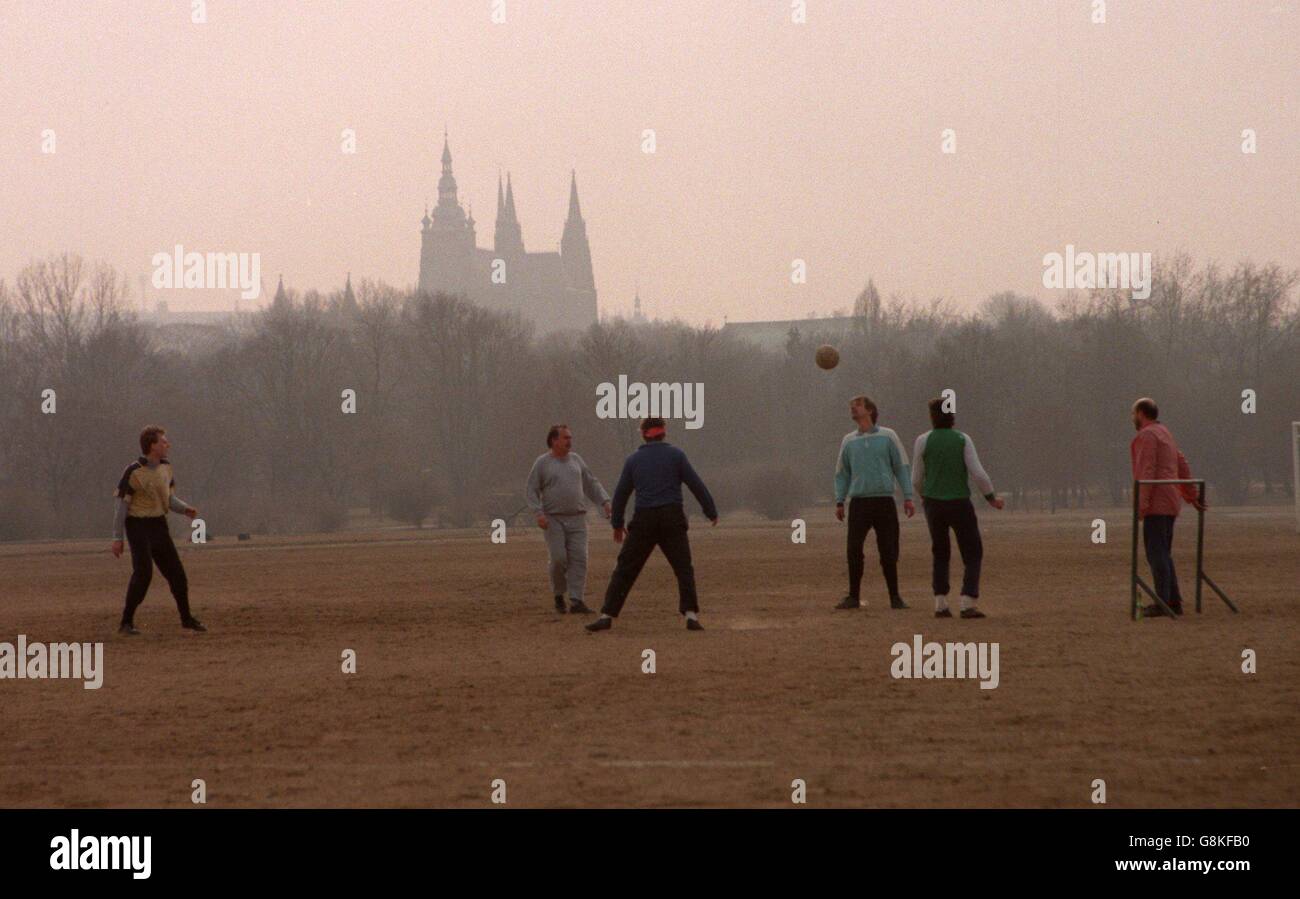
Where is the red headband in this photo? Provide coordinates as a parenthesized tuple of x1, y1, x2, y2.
(643, 425, 666, 438)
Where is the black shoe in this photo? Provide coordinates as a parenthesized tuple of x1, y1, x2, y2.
(585, 617, 612, 633)
(934, 608, 953, 619)
(890, 596, 909, 610)
(569, 600, 594, 615)
(959, 608, 986, 619)
(554, 595, 566, 613)
(119, 623, 140, 636)
(686, 618, 703, 631)
(181, 617, 207, 632)
(834, 596, 861, 610)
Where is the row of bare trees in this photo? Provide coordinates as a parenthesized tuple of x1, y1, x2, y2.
(0, 252, 1295, 540)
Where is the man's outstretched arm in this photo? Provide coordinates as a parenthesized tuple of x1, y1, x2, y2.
(963, 436, 996, 499)
(888, 435, 913, 501)
(1131, 430, 1158, 517)
(911, 433, 928, 498)
(112, 496, 129, 542)
(524, 457, 545, 512)
(1176, 451, 1203, 507)
(577, 454, 612, 508)
(680, 454, 719, 521)
(833, 441, 852, 504)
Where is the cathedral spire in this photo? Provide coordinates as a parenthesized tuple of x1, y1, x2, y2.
(431, 131, 467, 231)
(561, 168, 595, 294)
(495, 171, 524, 255)
(342, 272, 357, 312)
(504, 172, 518, 221)
(567, 169, 583, 222)
(437, 132, 457, 203)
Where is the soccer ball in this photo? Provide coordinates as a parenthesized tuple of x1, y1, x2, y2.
(815, 344, 840, 370)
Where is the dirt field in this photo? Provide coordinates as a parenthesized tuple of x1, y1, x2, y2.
(2, 506, 1297, 808)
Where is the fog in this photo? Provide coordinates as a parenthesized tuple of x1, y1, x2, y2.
(1, 252, 1295, 541)
(3, 2, 1298, 540)
(2, 1, 1297, 324)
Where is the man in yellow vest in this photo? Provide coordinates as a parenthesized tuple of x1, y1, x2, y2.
(110, 425, 206, 635)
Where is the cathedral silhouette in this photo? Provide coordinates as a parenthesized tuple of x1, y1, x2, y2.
(417, 133, 597, 334)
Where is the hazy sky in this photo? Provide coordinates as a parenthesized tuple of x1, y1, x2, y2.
(2, 0, 1296, 323)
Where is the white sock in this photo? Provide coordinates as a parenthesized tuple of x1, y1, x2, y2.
(598, 613, 611, 621)
(960, 595, 977, 611)
(685, 611, 698, 621)
(934, 595, 949, 612)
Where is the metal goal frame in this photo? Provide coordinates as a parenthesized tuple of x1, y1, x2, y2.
(1130, 479, 1239, 621)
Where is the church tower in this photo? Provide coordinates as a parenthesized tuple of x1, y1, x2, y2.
(418, 131, 475, 295)
(341, 272, 357, 315)
(560, 170, 595, 292)
(272, 274, 289, 309)
(632, 283, 646, 323)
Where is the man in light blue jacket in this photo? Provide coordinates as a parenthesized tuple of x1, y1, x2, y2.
(833, 395, 914, 610)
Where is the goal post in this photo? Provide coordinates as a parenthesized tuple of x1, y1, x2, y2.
(1130, 478, 1239, 621)
(1293, 422, 1300, 534)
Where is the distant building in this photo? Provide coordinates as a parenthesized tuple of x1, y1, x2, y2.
(271, 274, 289, 310)
(601, 285, 656, 327)
(721, 315, 861, 352)
(417, 133, 597, 335)
(721, 280, 883, 351)
(341, 272, 357, 314)
(632, 285, 647, 324)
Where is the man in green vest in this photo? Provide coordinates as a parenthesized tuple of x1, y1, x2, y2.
(911, 398, 1004, 618)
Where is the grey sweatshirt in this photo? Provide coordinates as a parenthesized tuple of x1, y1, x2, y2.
(525, 451, 610, 516)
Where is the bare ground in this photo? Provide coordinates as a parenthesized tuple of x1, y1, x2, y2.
(1, 506, 1296, 808)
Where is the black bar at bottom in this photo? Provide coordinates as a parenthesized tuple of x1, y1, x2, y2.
(0, 808, 1283, 885)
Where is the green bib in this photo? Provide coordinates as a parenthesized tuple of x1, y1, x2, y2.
(922, 429, 970, 500)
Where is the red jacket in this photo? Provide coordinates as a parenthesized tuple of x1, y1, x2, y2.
(1130, 422, 1198, 518)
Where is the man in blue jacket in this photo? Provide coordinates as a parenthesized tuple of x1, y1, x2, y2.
(587, 417, 719, 632)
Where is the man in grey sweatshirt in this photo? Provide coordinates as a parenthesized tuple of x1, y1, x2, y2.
(525, 424, 612, 614)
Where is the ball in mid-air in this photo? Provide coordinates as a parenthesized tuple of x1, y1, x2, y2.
(815, 344, 840, 370)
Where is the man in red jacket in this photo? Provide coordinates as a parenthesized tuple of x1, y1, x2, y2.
(1130, 398, 1205, 618)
